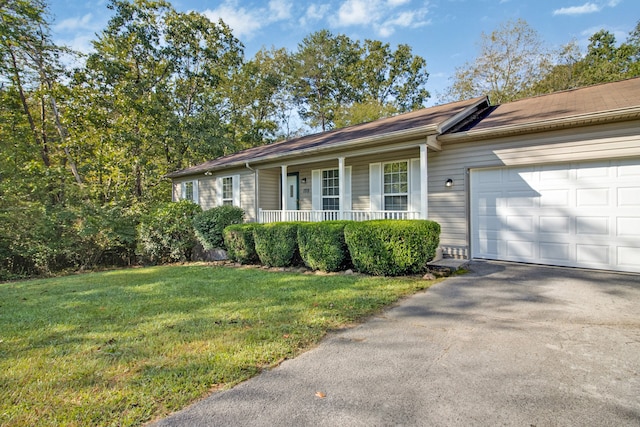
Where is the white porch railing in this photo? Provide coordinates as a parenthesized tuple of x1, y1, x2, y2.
(259, 209, 421, 223)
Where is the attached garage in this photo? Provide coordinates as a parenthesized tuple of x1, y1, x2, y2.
(470, 159, 640, 273)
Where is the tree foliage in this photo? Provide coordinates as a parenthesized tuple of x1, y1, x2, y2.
(444, 19, 551, 104)
(290, 30, 429, 131)
(446, 18, 640, 104)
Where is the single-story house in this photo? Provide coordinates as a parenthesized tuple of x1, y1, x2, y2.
(168, 78, 640, 274)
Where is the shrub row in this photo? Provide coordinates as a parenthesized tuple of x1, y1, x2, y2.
(223, 220, 440, 276)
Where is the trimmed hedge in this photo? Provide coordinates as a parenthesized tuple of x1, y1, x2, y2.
(344, 220, 440, 276)
(253, 222, 301, 267)
(193, 205, 244, 250)
(297, 221, 351, 272)
(223, 223, 260, 264)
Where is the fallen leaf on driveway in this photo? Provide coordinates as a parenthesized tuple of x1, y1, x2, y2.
(315, 391, 326, 398)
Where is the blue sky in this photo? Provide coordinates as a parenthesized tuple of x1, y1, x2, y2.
(49, 0, 639, 104)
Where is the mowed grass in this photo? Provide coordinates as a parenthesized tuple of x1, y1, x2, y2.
(0, 264, 437, 426)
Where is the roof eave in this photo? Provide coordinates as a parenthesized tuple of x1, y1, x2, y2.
(439, 106, 640, 143)
(167, 123, 441, 178)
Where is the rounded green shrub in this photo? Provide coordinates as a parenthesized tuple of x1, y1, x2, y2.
(297, 221, 351, 272)
(224, 223, 260, 264)
(136, 200, 202, 264)
(344, 220, 440, 276)
(253, 222, 300, 267)
(193, 205, 244, 250)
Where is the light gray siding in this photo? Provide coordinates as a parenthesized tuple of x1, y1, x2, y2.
(430, 121, 640, 258)
(257, 168, 280, 211)
(240, 173, 256, 221)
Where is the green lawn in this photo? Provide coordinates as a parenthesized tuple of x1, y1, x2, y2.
(0, 264, 437, 426)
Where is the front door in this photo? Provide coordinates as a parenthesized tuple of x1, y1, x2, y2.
(286, 174, 299, 210)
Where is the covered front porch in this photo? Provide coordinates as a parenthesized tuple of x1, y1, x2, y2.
(254, 141, 436, 223)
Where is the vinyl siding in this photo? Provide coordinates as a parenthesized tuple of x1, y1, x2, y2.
(198, 177, 216, 209)
(430, 120, 640, 258)
(240, 173, 256, 221)
(258, 168, 280, 210)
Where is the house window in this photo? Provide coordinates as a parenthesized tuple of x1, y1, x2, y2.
(383, 161, 408, 211)
(322, 169, 339, 210)
(222, 177, 233, 206)
(181, 180, 198, 204)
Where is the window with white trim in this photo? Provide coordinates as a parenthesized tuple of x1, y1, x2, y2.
(181, 180, 198, 204)
(383, 161, 408, 211)
(322, 169, 339, 210)
(222, 176, 233, 206)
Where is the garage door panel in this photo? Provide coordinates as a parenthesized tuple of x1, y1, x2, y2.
(506, 191, 537, 207)
(576, 217, 609, 235)
(471, 160, 640, 273)
(506, 215, 534, 232)
(618, 187, 640, 206)
(577, 164, 610, 179)
(576, 244, 610, 264)
(617, 161, 640, 176)
(540, 189, 570, 207)
(477, 215, 502, 231)
(618, 247, 640, 267)
(539, 242, 571, 261)
(506, 240, 535, 258)
(540, 216, 571, 234)
(577, 188, 610, 206)
(617, 217, 640, 236)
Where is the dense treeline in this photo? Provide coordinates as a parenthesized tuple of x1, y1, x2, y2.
(0, 0, 638, 278)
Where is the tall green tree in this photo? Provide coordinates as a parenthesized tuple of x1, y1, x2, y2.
(291, 30, 361, 131)
(74, 0, 245, 203)
(443, 19, 551, 104)
(290, 30, 430, 131)
(334, 40, 429, 127)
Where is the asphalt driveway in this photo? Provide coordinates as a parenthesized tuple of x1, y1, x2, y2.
(153, 261, 640, 426)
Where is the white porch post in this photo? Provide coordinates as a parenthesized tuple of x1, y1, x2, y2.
(420, 144, 428, 219)
(281, 165, 287, 221)
(338, 157, 345, 220)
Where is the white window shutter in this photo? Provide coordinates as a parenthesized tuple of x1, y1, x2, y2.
(345, 166, 352, 210)
(370, 163, 382, 211)
(216, 177, 223, 206)
(193, 179, 199, 205)
(409, 159, 421, 213)
(180, 182, 186, 201)
(232, 175, 241, 207)
(312, 170, 322, 210)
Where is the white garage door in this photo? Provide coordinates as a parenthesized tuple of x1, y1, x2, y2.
(470, 159, 640, 273)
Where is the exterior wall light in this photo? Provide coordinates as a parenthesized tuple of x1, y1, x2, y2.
(445, 178, 454, 187)
(301, 177, 307, 183)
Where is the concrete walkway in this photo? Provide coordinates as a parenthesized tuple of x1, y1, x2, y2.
(153, 261, 640, 426)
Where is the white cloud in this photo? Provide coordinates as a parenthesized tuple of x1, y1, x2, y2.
(300, 4, 331, 26)
(552, 0, 621, 16)
(335, 0, 378, 27)
(202, 0, 292, 40)
(331, 0, 431, 38)
(269, 0, 292, 20)
(54, 13, 95, 32)
(387, 0, 411, 6)
(553, 2, 601, 16)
